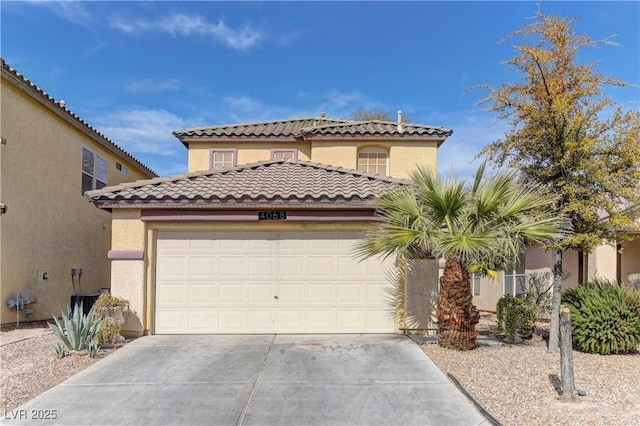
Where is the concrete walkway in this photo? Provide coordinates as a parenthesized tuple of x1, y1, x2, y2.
(3, 334, 488, 425)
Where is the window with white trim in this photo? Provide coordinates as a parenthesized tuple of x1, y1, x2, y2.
(211, 150, 236, 170)
(82, 148, 107, 195)
(504, 253, 526, 296)
(472, 274, 481, 296)
(357, 147, 388, 175)
(271, 150, 297, 161)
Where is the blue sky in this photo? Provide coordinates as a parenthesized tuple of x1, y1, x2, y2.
(2, 1, 638, 177)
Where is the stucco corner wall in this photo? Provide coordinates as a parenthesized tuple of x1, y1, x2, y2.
(112, 209, 145, 250)
(111, 259, 145, 337)
(109, 209, 146, 336)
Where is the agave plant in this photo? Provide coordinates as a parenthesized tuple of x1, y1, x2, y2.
(49, 303, 103, 358)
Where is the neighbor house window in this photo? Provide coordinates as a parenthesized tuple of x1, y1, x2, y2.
(504, 253, 526, 296)
(210, 149, 236, 170)
(82, 148, 107, 194)
(357, 147, 388, 175)
(472, 274, 481, 296)
(116, 162, 129, 175)
(271, 149, 297, 161)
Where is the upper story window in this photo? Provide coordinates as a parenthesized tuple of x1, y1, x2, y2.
(472, 274, 481, 296)
(357, 147, 389, 176)
(82, 148, 107, 195)
(271, 149, 297, 161)
(210, 149, 237, 170)
(116, 162, 129, 175)
(504, 253, 526, 296)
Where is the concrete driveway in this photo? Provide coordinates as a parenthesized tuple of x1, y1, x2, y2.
(4, 334, 487, 425)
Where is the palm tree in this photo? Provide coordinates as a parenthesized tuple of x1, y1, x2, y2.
(356, 163, 568, 350)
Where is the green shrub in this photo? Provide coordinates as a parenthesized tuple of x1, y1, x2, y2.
(562, 278, 640, 355)
(49, 302, 102, 358)
(496, 294, 537, 341)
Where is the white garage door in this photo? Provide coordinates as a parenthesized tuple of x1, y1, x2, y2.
(155, 231, 395, 334)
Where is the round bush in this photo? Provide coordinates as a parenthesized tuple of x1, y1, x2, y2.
(562, 279, 640, 355)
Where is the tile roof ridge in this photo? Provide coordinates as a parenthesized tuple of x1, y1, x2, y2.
(173, 116, 350, 136)
(1, 58, 158, 177)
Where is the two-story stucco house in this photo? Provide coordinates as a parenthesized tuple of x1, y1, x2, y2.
(86, 115, 451, 336)
(0, 59, 157, 325)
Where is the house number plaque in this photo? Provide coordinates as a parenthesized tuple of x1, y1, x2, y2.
(258, 211, 287, 220)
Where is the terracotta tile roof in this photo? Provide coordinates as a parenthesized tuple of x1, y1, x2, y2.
(173, 117, 452, 145)
(86, 159, 409, 209)
(1, 58, 158, 177)
(173, 117, 350, 139)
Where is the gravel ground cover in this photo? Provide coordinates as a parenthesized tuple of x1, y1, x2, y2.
(2, 315, 639, 425)
(421, 313, 640, 426)
(0, 321, 124, 417)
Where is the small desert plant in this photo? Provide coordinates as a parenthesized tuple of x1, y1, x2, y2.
(49, 302, 102, 358)
(92, 293, 129, 345)
(562, 278, 640, 355)
(521, 271, 554, 317)
(496, 294, 537, 341)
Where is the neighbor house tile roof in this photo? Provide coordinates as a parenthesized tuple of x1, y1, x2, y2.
(86, 159, 409, 209)
(173, 117, 452, 146)
(1, 58, 158, 177)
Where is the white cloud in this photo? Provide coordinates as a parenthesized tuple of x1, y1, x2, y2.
(124, 79, 181, 93)
(109, 13, 262, 50)
(28, 0, 94, 27)
(91, 109, 195, 157)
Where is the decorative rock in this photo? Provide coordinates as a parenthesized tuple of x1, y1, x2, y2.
(576, 389, 587, 396)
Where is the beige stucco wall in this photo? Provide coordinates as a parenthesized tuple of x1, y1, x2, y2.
(0, 76, 152, 324)
(588, 243, 618, 281)
(185, 139, 439, 179)
(187, 141, 313, 173)
(388, 142, 438, 178)
(620, 236, 640, 286)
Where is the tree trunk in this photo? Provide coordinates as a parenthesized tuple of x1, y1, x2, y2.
(548, 248, 563, 353)
(436, 255, 480, 350)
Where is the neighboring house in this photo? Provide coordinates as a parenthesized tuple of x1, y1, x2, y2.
(86, 116, 452, 336)
(0, 59, 157, 325)
(472, 208, 640, 313)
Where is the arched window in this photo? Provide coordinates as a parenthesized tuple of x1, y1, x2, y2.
(357, 146, 388, 176)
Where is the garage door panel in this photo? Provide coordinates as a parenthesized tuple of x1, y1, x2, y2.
(248, 283, 276, 304)
(217, 311, 246, 332)
(157, 283, 188, 304)
(276, 310, 305, 332)
(307, 256, 337, 276)
(306, 311, 333, 331)
(188, 256, 218, 276)
(248, 256, 277, 277)
(156, 310, 187, 332)
(337, 284, 364, 304)
(156, 256, 187, 278)
(219, 257, 247, 277)
(277, 256, 307, 276)
(307, 284, 334, 304)
(187, 310, 217, 331)
(188, 284, 217, 304)
(336, 310, 363, 331)
(218, 283, 246, 304)
(277, 283, 306, 304)
(155, 231, 395, 334)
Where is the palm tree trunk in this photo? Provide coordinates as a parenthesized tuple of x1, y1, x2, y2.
(437, 255, 480, 350)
